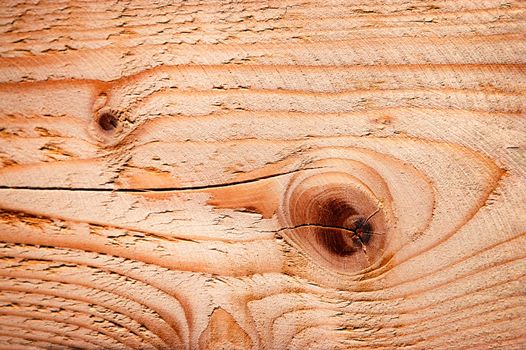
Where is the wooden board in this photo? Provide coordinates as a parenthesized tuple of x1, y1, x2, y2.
(0, 0, 525, 349)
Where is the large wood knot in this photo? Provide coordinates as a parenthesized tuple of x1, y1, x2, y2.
(279, 161, 394, 274)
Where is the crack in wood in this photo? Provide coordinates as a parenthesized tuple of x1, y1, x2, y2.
(0, 166, 326, 193)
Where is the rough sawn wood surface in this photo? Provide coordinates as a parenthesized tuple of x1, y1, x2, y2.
(0, 0, 525, 349)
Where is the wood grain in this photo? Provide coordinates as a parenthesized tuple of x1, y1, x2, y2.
(0, 0, 525, 349)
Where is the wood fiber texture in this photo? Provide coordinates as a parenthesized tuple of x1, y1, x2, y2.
(0, 0, 525, 349)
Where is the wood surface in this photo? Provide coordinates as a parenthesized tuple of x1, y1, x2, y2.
(0, 0, 525, 349)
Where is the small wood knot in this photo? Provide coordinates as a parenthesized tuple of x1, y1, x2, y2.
(96, 110, 119, 132)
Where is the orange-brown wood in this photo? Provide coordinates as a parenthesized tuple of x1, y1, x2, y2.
(0, 0, 525, 349)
